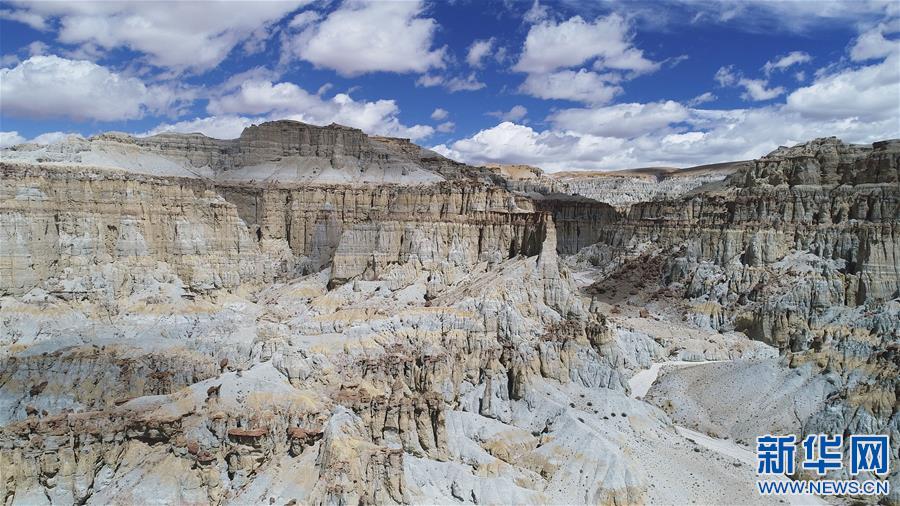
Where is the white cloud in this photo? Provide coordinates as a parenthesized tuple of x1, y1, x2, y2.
(415, 74, 443, 87)
(416, 73, 486, 92)
(850, 23, 899, 61)
(466, 38, 494, 68)
(3, 1, 307, 73)
(0, 54, 19, 67)
(487, 105, 528, 122)
(548, 101, 690, 138)
(494, 46, 509, 64)
(0, 130, 75, 148)
(0, 131, 26, 149)
(763, 51, 812, 75)
(714, 65, 738, 86)
(316, 83, 333, 96)
(289, 11, 321, 30)
(715, 65, 785, 101)
(200, 79, 434, 140)
(512, 13, 658, 104)
(520, 69, 622, 104)
(445, 74, 487, 92)
(0, 40, 48, 68)
(436, 49, 900, 171)
(0, 55, 189, 121)
(432, 122, 628, 171)
(678, 0, 895, 34)
(208, 80, 321, 116)
(738, 78, 786, 101)
(436, 121, 455, 133)
(0, 8, 47, 30)
(31, 131, 74, 145)
(514, 14, 658, 75)
(431, 108, 449, 120)
(523, 0, 549, 24)
(688, 92, 717, 106)
(437, 104, 898, 172)
(287, 0, 445, 76)
(25, 41, 48, 57)
(786, 53, 900, 121)
(144, 116, 259, 139)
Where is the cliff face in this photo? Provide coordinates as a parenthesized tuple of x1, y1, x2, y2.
(1, 164, 548, 299)
(1, 164, 273, 297)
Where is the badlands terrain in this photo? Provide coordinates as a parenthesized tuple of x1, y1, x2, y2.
(0, 120, 897, 505)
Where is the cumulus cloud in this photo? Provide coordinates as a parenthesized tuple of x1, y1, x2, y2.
(738, 78, 786, 101)
(143, 116, 260, 139)
(415, 73, 486, 92)
(1, 1, 307, 73)
(714, 65, 738, 86)
(287, 0, 445, 76)
(688, 92, 717, 106)
(514, 14, 658, 75)
(288, 11, 321, 30)
(548, 101, 690, 138)
(432, 122, 630, 172)
(0, 131, 26, 148)
(715, 65, 785, 101)
(436, 121, 455, 133)
(431, 108, 449, 121)
(0, 130, 75, 148)
(850, 23, 899, 61)
(513, 13, 657, 104)
(436, 106, 897, 172)
(0, 8, 48, 30)
(487, 105, 528, 122)
(0, 55, 190, 121)
(523, 0, 549, 24)
(163, 79, 434, 141)
(520, 69, 622, 104)
(435, 48, 899, 171)
(466, 38, 494, 68)
(763, 51, 812, 75)
(786, 52, 899, 121)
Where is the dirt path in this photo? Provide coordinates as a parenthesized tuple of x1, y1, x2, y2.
(631, 360, 829, 506)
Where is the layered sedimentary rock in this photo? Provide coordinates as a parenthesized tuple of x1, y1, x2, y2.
(1, 163, 547, 298)
(576, 138, 900, 476)
(546, 162, 748, 208)
(0, 120, 498, 184)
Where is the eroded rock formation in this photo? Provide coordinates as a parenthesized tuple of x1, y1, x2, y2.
(1, 125, 897, 505)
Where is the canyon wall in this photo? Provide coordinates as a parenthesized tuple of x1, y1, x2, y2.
(1, 164, 549, 299)
(577, 138, 899, 444)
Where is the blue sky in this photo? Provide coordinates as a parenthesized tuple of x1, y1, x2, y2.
(1, 0, 898, 170)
